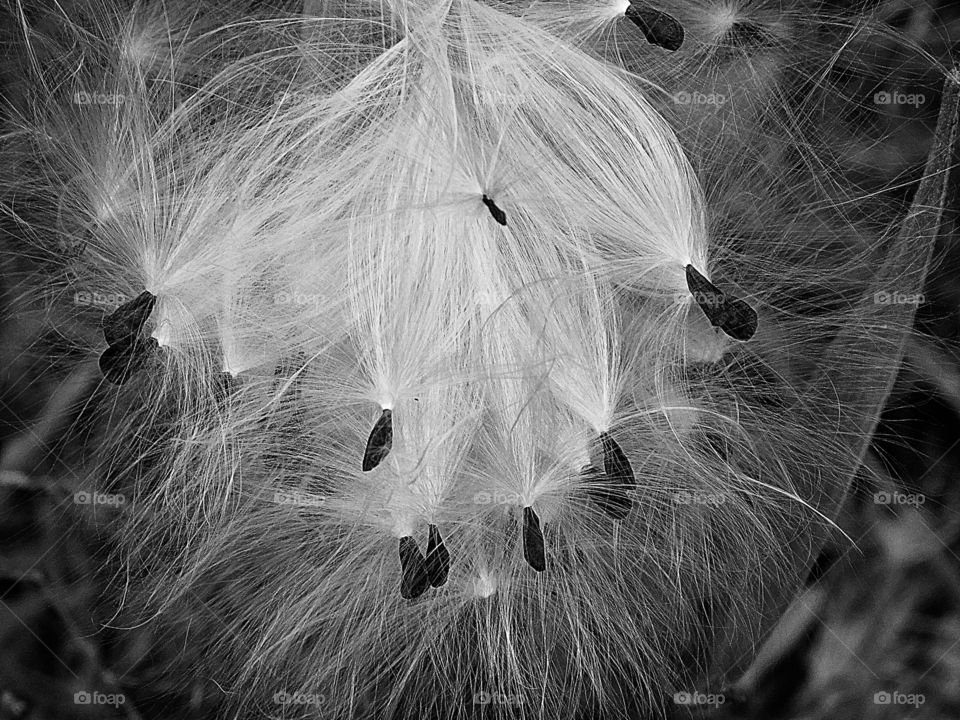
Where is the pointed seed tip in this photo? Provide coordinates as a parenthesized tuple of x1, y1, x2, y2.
(102, 290, 158, 345)
(522, 506, 546, 572)
(362, 408, 393, 472)
(481, 194, 507, 226)
(624, 3, 684, 52)
(686, 266, 758, 341)
(586, 434, 634, 520)
(601, 432, 635, 484)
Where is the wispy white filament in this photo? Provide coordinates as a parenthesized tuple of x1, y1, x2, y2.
(1, 0, 948, 718)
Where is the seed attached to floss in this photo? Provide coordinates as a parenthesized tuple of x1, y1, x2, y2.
(601, 432, 634, 484)
(425, 524, 450, 588)
(584, 432, 634, 520)
(99, 290, 160, 385)
(522, 506, 546, 572)
(362, 408, 393, 471)
(481, 194, 507, 226)
(398, 536, 431, 600)
(684, 264, 758, 341)
(102, 290, 157, 345)
(624, 3, 685, 52)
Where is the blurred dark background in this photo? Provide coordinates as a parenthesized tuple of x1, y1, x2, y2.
(0, 0, 958, 718)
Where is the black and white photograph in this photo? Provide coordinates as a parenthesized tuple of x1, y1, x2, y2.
(0, 1, 958, 717)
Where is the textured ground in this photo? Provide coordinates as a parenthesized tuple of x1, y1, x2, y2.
(0, 0, 958, 718)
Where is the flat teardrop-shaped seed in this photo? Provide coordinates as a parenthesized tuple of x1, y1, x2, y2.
(588, 433, 635, 520)
(99, 336, 159, 385)
(714, 296, 759, 341)
(624, 3, 684, 52)
(481, 195, 507, 226)
(601, 432, 635, 485)
(425, 524, 450, 588)
(102, 291, 157, 345)
(522, 507, 546, 572)
(398, 536, 431, 600)
(685, 265, 758, 341)
(362, 408, 393, 472)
